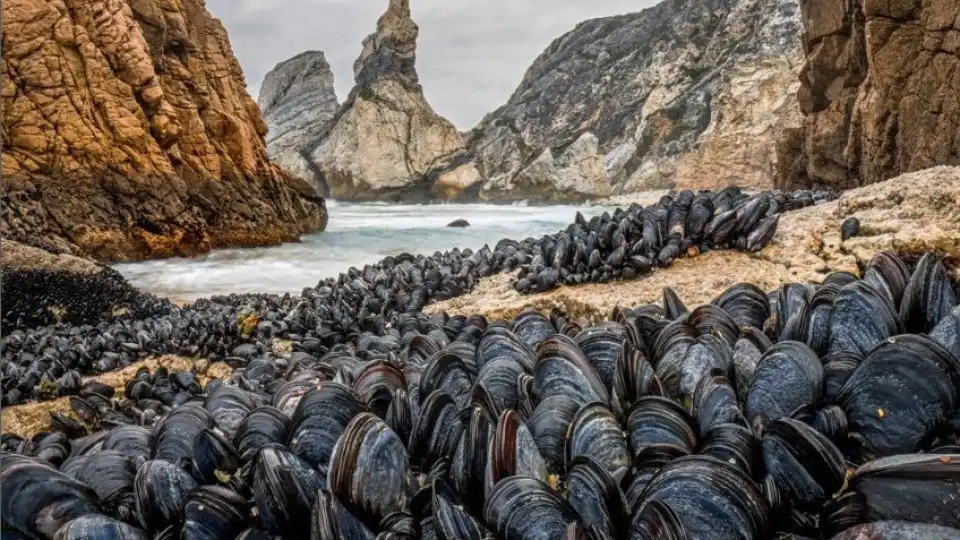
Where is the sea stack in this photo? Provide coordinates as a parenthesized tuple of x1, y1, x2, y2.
(259, 51, 340, 196)
(0, 0, 327, 261)
(308, 0, 482, 201)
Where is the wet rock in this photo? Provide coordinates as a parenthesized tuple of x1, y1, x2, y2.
(447, 219, 470, 228)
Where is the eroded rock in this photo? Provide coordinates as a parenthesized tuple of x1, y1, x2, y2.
(1, 0, 327, 261)
(778, 0, 960, 189)
(258, 51, 340, 195)
(310, 0, 480, 201)
(469, 0, 805, 197)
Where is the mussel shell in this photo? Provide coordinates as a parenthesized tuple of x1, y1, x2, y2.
(328, 413, 411, 525)
(633, 455, 769, 540)
(0, 455, 101, 539)
(712, 283, 771, 331)
(490, 409, 548, 488)
(829, 281, 901, 356)
(310, 488, 376, 540)
(233, 406, 290, 461)
(693, 371, 745, 436)
(511, 311, 557, 350)
(527, 395, 580, 474)
(134, 459, 198, 532)
(565, 455, 628, 538)
(409, 390, 464, 471)
(534, 335, 609, 407)
(53, 515, 148, 540)
(252, 446, 324, 535)
(288, 384, 366, 475)
(183, 486, 249, 540)
(829, 521, 960, 540)
(761, 418, 846, 509)
(899, 253, 957, 334)
(150, 403, 215, 463)
(847, 453, 960, 528)
(838, 335, 958, 458)
(565, 403, 630, 480)
(745, 341, 823, 433)
(60, 450, 137, 522)
(626, 396, 697, 467)
(483, 476, 578, 540)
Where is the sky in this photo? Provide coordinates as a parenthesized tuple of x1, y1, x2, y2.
(207, 0, 657, 129)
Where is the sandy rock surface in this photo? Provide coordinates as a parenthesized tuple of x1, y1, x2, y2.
(1, 356, 232, 439)
(428, 166, 960, 321)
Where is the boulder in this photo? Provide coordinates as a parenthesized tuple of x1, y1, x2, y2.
(446, 219, 470, 228)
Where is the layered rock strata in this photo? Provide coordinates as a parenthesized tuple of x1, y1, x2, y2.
(1, 0, 327, 261)
(469, 0, 805, 197)
(309, 0, 481, 201)
(258, 51, 339, 195)
(1, 241, 169, 334)
(778, 0, 960, 189)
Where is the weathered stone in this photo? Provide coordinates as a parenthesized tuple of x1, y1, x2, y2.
(470, 0, 805, 195)
(1, 240, 169, 333)
(778, 0, 960, 189)
(308, 0, 479, 201)
(1, 0, 328, 261)
(258, 51, 339, 195)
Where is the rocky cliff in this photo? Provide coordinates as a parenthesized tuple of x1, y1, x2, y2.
(307, 0, 481, 201)
(258, 51, 339, 195)
(777, 0, 960, 189)
(1, 0, 327, 261)
(470, 0, 805, 197)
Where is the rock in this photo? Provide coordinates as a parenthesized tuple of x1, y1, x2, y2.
(309, 0, 481, 201)
(0, 240, 168, 334)
(777, 0, 960, 189)
(258, 51, 339, 195)
(446, 219, 470, 228)
(428, 166, 960, 322)
(469, 0, 804, 197)
(1, 0, 327, 261)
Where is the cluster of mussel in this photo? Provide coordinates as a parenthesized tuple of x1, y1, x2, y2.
(510, 187, 835, 293)
(0, 187, 830, 406)
(3, 250, 960, 540)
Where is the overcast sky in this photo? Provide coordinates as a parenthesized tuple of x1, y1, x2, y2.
(207, 0, 656, 129)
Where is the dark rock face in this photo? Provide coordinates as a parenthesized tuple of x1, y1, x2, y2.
(1, 241, 168, 334)
(1, 0, 327, 262)
(258, 51, 340, 195)
(470, 0, 804, 196)
(777, 0, 960, 189)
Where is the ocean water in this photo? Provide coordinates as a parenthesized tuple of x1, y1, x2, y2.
(113, 201, 620, 301)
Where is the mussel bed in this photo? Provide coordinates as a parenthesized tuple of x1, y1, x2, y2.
(5, 186, 960, 540)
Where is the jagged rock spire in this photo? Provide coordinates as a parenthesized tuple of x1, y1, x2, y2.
(353, 0, 419, 88)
